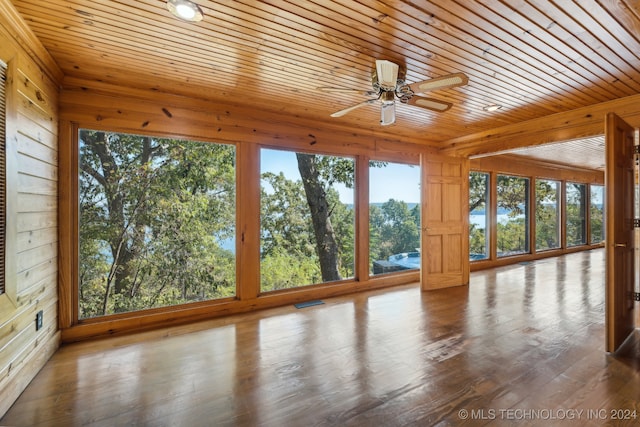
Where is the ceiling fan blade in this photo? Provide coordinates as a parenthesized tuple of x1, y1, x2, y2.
(405, 96, 453, 112)
(330, 99, 378, 117)
(317, 87, 377, 96)
(409, 72, 468, 94)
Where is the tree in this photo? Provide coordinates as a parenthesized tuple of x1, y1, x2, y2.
(79, 130, 235, 317)
(469, 172, 489, 257)
(469, 174, 533, 256)
(535, 180, 559, 250)
(369, 199, 421, 269)
(260, 171, 316, 260)
(260, 154, 355, 289)
(296, 153, 343, 282)
(566, 183, 587, 245)
(496, 175, 530, 255)
(590, 186, 604, 243)
(469, 171, 489, 213)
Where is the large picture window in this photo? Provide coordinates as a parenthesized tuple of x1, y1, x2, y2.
(369, 161, 420, 275)
(535, 179, 560, 251)
(469, 172, 490, 260)
(260, 148, 354, 291)
(78, 130, 236, 319)
(497, 175, 530, 257)
(566, 183, 587, 246)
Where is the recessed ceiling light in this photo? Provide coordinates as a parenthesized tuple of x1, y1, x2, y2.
(483, 104, 502, 112)
(167, 0, 204, 22)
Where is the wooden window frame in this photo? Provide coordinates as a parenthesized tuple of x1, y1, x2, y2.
(75, 129, 239, 320)
(495, 173, 531, 258)
(0, 60, 6, 295)
(367, 157, 422, 277)
(1, 55, 18, 305)
(469, 158, 605, 271)
(59, 120, 424, 342)
(468, 171, 491, 261)
(565, 181, 588, 247)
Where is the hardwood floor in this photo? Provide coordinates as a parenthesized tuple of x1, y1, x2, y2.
(2, 248, 639, 426)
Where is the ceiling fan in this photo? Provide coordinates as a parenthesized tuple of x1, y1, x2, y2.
(319, 60, 468, 126)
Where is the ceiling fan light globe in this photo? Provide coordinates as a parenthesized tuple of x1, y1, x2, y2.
(380, 102, 396, 125)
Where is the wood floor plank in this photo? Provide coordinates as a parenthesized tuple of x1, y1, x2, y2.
(2, 248, 639, 426)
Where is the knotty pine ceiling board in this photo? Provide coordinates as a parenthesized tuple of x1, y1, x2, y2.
(476, 136, 606, 171)
(10, 0, 640, 168)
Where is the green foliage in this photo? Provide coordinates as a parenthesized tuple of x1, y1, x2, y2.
(315, 156, 357, 188)
(79, 130, 236, 318)
(469, 171, 489, 213)
(369, 200, 420, 269)
(566, 183, 587, 246)
(496, 175, 529, 215)
(469, 224, 486, 257)
(590, 186, 604, 243)
(260, 247, 321, 292)
(470, 173, 533, 257)
(260, 155, 355, 290)
(535, 179, 560, 250)
(495, 175, 530, 255)
(329, 190, 355, 277)
(470, 173, 602, 257)
(260, 171, 316, 260)
(497, 218, 528, 255)
(469, 172, 489, 258)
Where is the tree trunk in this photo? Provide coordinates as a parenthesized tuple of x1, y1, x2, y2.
(296, 153, 342, 282)
(88, 132, 153, 307)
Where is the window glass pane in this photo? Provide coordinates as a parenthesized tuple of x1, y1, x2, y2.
(497, 175, 530, 257)
(535, 179, 560, 251)
(369, 161, 421, 275)
(469, 172, 490, 260)
(79, 130, 236, 319)
(260, 149, 354, 291)
(590, 185, 604, 244)
(566, 183, 587, 246)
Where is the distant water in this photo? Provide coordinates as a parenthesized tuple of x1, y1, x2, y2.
(470, 213, 521, 227)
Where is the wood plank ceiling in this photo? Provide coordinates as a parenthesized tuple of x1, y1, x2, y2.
(11, 0, 640, 169)
(473, 135, 606, 170)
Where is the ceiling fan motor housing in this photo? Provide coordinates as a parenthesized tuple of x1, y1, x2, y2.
(380, 91, 395, 103)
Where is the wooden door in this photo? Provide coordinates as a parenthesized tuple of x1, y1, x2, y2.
(421, 153, 469, 290)
(605, 112, 636, 352)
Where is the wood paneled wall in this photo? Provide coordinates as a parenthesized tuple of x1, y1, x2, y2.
(57, 78, 438, 343)
(0, 0, 61, 417)
(57, 77, 611, 341)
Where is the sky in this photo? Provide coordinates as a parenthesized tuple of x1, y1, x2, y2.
(260, 149, 421, 204)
